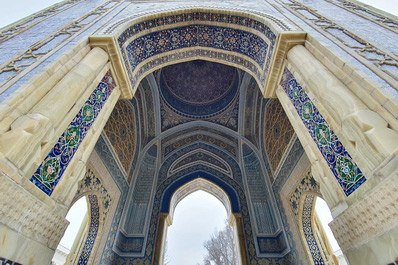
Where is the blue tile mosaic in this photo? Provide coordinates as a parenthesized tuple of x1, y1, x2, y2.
(257, 232, 287, 254)
(243, 149, 278, 234)
(30, 71, 116, 196)
(0, 257, 21, 265)
(126, 25, 268, 69)
(118, 12, 276, 49)
(77, 194, 100, 265)
(273, 137, 305, 192)
(302, 195, 325, 265)
(159, 142, 241, 184)
(95, 134, 129, 264)
(280, 68, 366, 196)
(115, 233, 145, 254)
(159, 60, 239, 119)
(117, 11, 276, 91)
(270, 136, 306, 264)
(288, 170, 323, 264)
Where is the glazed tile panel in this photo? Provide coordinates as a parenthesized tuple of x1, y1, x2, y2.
(280, 68, 366, 196)
(117, 12, 276, 89)
(77, 194, 100, 265)
(302, 195, 325, 265)
(126, 25, 268, 68)
(30, 71, 116, 196)
(118, 12, 276, 51)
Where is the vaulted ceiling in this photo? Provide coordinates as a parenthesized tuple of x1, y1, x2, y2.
(103, 60, 296, 184)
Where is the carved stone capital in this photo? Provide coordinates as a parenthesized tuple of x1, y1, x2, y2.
(330, 171, 398, 251)
(0, 173, 68, 249)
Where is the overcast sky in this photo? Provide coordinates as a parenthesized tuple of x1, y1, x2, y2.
(60, 197, 88, 250)
(167, 190, 227, 265)
(0, 0, 397, 28)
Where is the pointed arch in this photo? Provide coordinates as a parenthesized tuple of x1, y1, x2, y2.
(89, 6, 305, 99)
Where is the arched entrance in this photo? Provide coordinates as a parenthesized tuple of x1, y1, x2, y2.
(1, 3, 397, 265)
(160, 177, 240, 264)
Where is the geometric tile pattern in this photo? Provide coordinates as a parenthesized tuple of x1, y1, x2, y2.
(270, 136, 306, 264)
(159, 60, 238, 118)
(243, 78, 263, 146)
(75, 168, 112, 221)
(170, 151, 230, 175)
(243, 149, 278, 234)
(301, 194, 325, 265)
(159, 91, 240, 132)
(123, 150, 157, 235)
(138, 78, 155, 147)
(133, 88, 147, 150)
(0, 257, 21, 265)
(157, 61, 240, 132)
(162, 132, 238, 159)
(161, 60, 237, 107)
(118, 13, 276, 52)
(77, 194, 100, 265)
(289, 170, 320, 219)
(272, 137, 305, 190)
(263, 99, 295, 173)
(104, 100, 136, 175)
(159, 142, 241, 183)
(289, 170, 323, 265)
(94, 135, 129, 265)
(30, 71, 116, 196)
(126, 25, 268, 69)
(118, 11, 276, 89)
(162, 125, 238, 147)
(280, 68, 366, 196)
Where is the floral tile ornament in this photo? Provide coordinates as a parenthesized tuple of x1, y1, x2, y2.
(30, 71, 116, 196)
(280, 68, 366, 196)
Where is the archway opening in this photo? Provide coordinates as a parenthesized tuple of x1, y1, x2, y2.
(52, 196, 88, 265)
(315, 197, 349, 265)
(164, 184, 240, 265)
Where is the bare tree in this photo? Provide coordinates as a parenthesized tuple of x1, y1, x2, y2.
(201, 223, 238, 265)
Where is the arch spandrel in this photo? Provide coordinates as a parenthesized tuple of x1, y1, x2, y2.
(89, 6, 306, 100)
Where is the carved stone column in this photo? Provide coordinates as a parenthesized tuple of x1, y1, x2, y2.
(0, 47, 109, 180)
(282, 44, 398, 265)
(0, 45, 117, 265)
(287, 45, 398, 181)
(0, 173, 69, 264)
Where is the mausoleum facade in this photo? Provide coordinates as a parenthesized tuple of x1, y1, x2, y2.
(0, 0, 397, 264)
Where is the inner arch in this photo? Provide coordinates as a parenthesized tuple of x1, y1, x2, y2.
(90, 6, 305, 99)
(165, 190, 231, 265)
(168, 177, 233, 225)
(160, 171, 241, 213)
